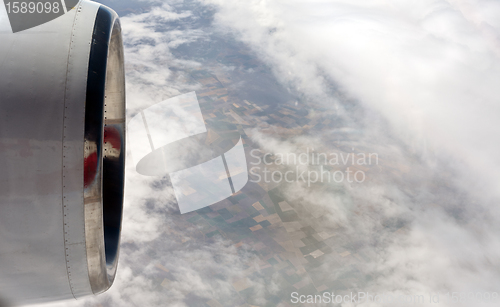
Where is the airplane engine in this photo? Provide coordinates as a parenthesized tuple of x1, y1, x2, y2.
(0, 1, 125, 305)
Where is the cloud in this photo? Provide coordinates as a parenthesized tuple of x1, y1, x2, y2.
(203, 0, 500, 191)
(122, 3, 206, 115)
(199, 0, 500, 305)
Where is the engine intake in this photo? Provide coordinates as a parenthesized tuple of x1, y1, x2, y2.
(0, 1, 125, 304)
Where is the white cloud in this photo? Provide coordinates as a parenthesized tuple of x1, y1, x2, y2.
(121, 4, 205, 114)
(199, 0, 500, 305)
(204, 0, 500, 194)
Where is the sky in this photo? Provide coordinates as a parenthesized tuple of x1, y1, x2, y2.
(29, 0, 500, 306)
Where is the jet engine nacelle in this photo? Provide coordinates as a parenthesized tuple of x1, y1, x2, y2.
(0, 1, 125, 305)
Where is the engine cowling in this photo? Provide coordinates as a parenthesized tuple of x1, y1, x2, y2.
(0, 1, 125, 305)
